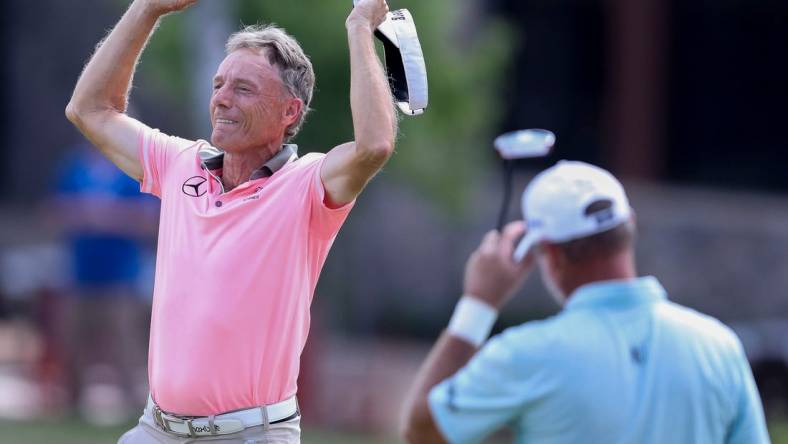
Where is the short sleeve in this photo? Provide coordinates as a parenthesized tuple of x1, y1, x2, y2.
(725, 339, 771, 444)
(306, 154, 355, 240)
(428, 326, 557, 444)
(138, 126, 197, 198)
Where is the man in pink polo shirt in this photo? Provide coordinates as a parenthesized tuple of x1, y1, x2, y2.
(66, 0, 396, 441)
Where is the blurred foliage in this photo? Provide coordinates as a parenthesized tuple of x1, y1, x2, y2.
(234, 0, 512, 213)
(136, 12, 191, 104)
(135, 0, 512, 214)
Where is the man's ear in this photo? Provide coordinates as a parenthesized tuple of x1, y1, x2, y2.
(283, 97, 303, 127)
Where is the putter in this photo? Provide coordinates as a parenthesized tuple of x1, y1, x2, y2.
(493, 129, 556, 231)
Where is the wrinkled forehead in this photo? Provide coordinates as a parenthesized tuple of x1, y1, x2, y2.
(215, 48, 283, 84)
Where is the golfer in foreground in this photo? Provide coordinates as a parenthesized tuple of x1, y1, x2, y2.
(401, 161, 770, 443)
(66, 0, 396, 441)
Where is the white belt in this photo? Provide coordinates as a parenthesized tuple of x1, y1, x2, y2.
(147, 396, 299, 438)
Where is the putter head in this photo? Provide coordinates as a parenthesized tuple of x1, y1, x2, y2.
(494, 129, 556, 160)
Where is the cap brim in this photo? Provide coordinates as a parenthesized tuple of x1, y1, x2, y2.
(375, 9, 428, 116)
(513, 230, 542, 262)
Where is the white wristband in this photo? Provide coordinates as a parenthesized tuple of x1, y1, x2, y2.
(447, 296, 498, 347)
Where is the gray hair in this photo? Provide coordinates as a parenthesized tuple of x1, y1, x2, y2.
(226, 24, 315, 142)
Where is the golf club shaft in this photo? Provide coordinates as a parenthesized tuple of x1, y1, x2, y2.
(497, 159, 514, 231)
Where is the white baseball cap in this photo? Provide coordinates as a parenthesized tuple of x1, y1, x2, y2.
(372, 8, 428, 116)
(513, 161, 632, 262)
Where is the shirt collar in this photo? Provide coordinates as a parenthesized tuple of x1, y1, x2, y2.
(564, 276, 667, 312)
(199, 144, 299, 179)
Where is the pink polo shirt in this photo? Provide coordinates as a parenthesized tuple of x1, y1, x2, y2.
(138, 126, 353, 415)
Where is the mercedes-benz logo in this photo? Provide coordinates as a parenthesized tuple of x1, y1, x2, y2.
(182, 176, 208, 197)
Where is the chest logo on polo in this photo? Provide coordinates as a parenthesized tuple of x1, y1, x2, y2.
(182, 176, 208, 197)
(241, 186, 265, 202)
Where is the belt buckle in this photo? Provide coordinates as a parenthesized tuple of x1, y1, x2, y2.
(153, 406, 195, 438)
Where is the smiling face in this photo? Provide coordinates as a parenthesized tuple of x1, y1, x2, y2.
(209, 49, 302, 155)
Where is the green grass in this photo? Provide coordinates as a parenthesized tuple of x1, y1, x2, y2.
(0, 418, 786, 443)
(772, 421, 788, 444)
(0, 419, 395, 444)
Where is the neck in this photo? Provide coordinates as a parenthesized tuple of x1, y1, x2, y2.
(221, 141, 282, 191)
(560, 250, 637, 300)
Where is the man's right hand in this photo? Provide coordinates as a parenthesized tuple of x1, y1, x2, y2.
(462, 221, 535, 310)
(347, 0, 389, 32)
(141, 0, 198, 15)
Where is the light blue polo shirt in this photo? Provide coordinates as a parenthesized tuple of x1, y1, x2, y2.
(429, 277, 770, 444)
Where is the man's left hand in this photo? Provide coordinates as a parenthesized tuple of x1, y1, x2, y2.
(347, 0, 389, 32)
(463, 221, 536, 310)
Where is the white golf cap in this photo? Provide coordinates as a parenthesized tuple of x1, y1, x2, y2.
(513, 161, 632, 262)
(351, 2, 428, 115)
(374, 9, 428, 116)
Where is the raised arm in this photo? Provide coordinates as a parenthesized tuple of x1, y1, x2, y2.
(401, 222, 533, 443)
(320, 0, 397, 207)
(65, 0, 197, 181)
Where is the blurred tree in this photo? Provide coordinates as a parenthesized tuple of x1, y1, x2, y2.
(234, 1, 512, 213)
(137, 13, 191, 105)
(130, 0, 512, 213)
